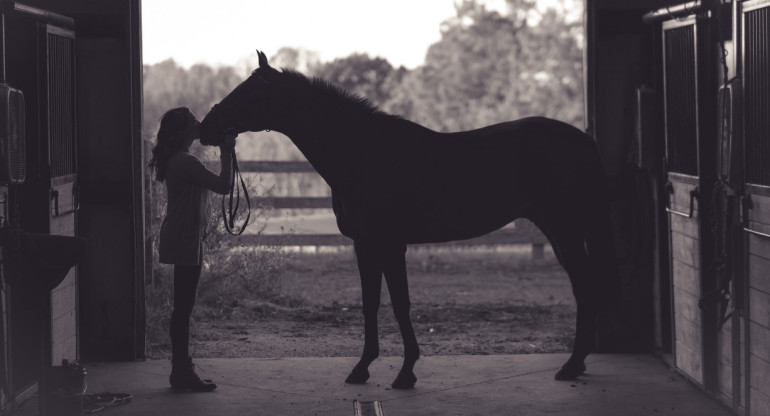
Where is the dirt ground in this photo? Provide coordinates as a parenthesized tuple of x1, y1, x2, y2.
(163, 247, 578, 360)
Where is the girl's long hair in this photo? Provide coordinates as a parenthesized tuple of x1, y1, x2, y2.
(148, 107, 195, 182)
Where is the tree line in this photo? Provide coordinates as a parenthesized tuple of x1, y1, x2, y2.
(143, 0, 584, 155)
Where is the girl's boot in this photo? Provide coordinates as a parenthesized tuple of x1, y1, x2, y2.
(170, 356, 217, 392)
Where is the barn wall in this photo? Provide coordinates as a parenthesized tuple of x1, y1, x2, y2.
(3, 1, 80, 370)
(713, 29, 743, 411)
(589, 1, 758, 414)
(586, 0, 662, 354)
(668, 175, 703, 383)
(75, 24, 144, 360)
(10, 0, 146, 362)
(69, 0, 146, 361)
(746, 191, 770, 415)
(49, 214, 77, 365)
(740, 1, 770, 414)
(715, 307, 743, 408)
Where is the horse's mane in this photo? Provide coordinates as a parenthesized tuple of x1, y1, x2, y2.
(280, 68, 394, 119)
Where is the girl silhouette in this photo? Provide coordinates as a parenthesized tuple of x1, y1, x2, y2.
(149, 107, 236, 391)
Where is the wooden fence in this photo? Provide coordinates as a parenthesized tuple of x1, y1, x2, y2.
(233, 160, 549, 258)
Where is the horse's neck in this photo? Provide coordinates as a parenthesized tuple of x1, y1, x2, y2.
(267, 82, 432, 188)
(272, 121, 355, 189)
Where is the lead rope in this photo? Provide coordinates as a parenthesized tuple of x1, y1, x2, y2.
(221, 151, 251, 235)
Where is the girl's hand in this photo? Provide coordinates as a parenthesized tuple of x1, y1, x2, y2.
(220, 133, 237, 152)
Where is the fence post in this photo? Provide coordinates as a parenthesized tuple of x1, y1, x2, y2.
(531, 243, 545, 260)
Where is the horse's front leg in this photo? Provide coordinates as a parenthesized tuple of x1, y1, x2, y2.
(345, 241, 383, 384)
(382, 243, 420, 389)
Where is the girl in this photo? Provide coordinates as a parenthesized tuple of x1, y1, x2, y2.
(148, 107, 236, 391)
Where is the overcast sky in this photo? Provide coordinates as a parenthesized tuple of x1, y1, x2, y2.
(142, 0, 512, 69)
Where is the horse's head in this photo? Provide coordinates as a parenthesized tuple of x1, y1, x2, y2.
(200, 50, 278, 146)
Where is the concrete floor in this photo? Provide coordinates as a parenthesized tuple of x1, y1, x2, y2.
(82, 354, 736, 416)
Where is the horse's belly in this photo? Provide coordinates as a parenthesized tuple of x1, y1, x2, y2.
(401, 192, 530, 244)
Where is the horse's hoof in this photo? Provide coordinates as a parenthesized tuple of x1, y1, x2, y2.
(345, 367, 370, 384)
(554, 361, 586, 381)
(391, 370, 417, 389)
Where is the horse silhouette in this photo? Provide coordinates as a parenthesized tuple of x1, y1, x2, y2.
(200, 51, 618, 389)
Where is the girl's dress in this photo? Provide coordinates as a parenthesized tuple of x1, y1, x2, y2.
(158, 150, 232, 266)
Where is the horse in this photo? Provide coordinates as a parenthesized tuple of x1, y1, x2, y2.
(200, 51, 619, 389)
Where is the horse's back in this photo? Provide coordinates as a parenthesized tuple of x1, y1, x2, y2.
(412, 116, 601, 196)
(394, 117, 604, 243)
(432, 116, 596, 162)
(334, 116, 605, 244)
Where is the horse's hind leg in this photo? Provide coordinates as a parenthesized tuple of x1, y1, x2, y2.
(536, 220, 597, 380)
(345, 240, 383, 384)
(382, 242, 419, 389)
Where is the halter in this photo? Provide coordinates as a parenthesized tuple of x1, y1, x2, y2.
(205, 70, 274, 235)
(207, 103, 246, 139)
(207, 103, 251, 236)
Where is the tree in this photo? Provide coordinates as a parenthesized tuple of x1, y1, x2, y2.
(382, 0, 583, 131)
(141, 0, 584, 147)
(142, 59, 242, 141)
(269, 47, 320, 74)
(310, 53, 405, 107)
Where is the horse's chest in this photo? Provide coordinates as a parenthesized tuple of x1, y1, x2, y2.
(331, 173, 414, 238)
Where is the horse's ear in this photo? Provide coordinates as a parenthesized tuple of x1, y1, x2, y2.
(257, 50, 270, 69)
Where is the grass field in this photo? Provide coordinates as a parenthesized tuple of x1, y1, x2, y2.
(146, 247, 577, 360)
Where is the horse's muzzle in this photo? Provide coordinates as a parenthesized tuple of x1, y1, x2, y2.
(199, 107, 227, 146)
